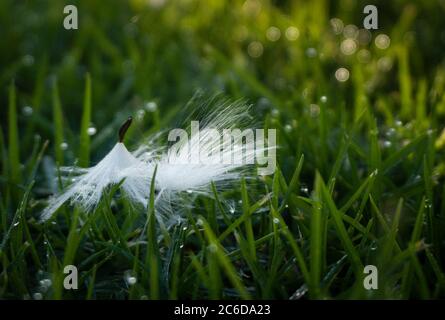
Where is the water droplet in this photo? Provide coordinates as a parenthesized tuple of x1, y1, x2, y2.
(247, 41, 263, 58)
(306, 47, 317, 58)
(330, 18, 344, 35)
(335, 67, 350, 82)
(179, 244, 184, 249)
(271, 108, 280, 117)
(145, 101, 158, 112)
(87, 127, 97, 136)
(13, 221, 20, 227)
(197, 218, 204, 226)
(285, 26, 300, 41)
(370, 169, 379, 177)
(124, 270, 137, 286)
(290, 284, 308, 300)
(343, 24, 358, 39)
(273, 218, 280, 224)
(320, 96, 327, 103)
(136, 109, 146, 120)
(383, 140, 392, 148)
(395, 120, 403, 127)
(22, 106, 33, 116)
(357, 49, 371, 64)
(300, 185, 309, 194)
(182, 226, 188, 231)
(41, 279, 52, 288)
(186, 189, 193, 194)
(310, 104, 320, 117)
(375, 34, 391, 49)
(208, 243, 218, 253)
(357, 29, 372, 45)
(386, 128, 396, 137)
(22, 54, 35, 66)
(377, 57, 393, 72)
(33, 292, 43, 300)
(60, 142, 68, 150)
(340, 39, 357, 55)
(284, 124, 292, 132)
(266, 26, 281, 41)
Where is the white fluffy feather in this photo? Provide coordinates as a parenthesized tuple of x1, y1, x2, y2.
(40, 98, 273, 223)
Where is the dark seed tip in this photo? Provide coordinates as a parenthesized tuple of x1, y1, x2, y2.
(118, 117, 133, 142)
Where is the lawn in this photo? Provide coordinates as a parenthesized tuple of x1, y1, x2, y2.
(1, 0, 445, 299)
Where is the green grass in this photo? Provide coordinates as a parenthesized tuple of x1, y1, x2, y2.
(1, 0, 445, 299)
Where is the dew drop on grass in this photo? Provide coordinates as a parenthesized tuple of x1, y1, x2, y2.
(320, 96, 327, 103)
(306, 47, 317, 58)
(13, 221, 20, 227)
(87, 127, 97, 136)
(386, 127, 396, 137)
(22, 106, 33, 116)
(266, 26, 281, 41)
(208, 243, 218, 253)
(273, 218, 280, 224)
(41, 279, 52, 288)
(33, 292, 43, 300)
(290, 284, 308, 300)
(284, 124, 292, 132)
(340, 39, 357, 55)
(310, 104, 320, 117)
(383, 140, 392, 148)
(137, 109, 145, 120)
(343, 24, 358, 39)
(124, 270, 137, 286)
(300, 185, 309, 194)
(330, 18, 344, 35)
(285, 26, 300, 41)
(60, 142, 68, 150)
(22, 54, 35, 66)
(375, 34, 391, 49)
(179, 244, 184, 249)
(145, 101, 158, 112)
(247, 41, 264, 58)
(335, 67, 350, 82)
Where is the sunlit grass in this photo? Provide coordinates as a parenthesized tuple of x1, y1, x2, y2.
(1, 0, 445, 299)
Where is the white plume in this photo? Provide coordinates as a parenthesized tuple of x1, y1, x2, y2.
(40, 96, 275, 223)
